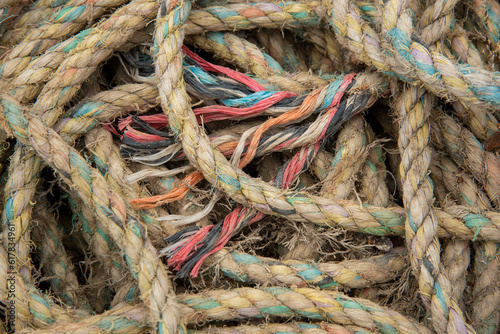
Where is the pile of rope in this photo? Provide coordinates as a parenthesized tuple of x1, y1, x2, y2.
(0, 0, 499, 332)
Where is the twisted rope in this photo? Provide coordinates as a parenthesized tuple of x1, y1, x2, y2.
(178, 286, 432, 333)
(153, 8, 500, 249)
(433, 112, 500, 207)
(302, 27, 344, 71)
(188, 322, 378, 333)
(0, 233, 89, 330)
(0, 0, 129, 81)
(255, 29, 308, 73)
(321, 115, 368, 199)
(209, 248, 406, 289)
(472, 242, 500, 333)
(18, 303, 151, 334)
(418, 0, 459, 45)
(470, 0, 500, 57)
(185, 1, 322, 35)
(1, 95, 182, 333)
(32, 199, 91, 311)
(360, 124, 390, 207)
(322, 0, 500, 109)
(0, 0, 71, 46)
(397, 85, 472, 333)
(187, 32, 329, 93)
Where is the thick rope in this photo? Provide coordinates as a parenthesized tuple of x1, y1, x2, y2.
(153, 2, 500, 245)
(360, 124, 390, 207)
(321, 115, 368, 199)
(397, 85, 471, 333)
(1, 96, 182, 334)
(256, 29, 308, 73)
(322, 0, 500, 109)
(0, 233, 90, 330)
(32, 199, 91, 311)
(432, 112, 500, 207)
(185, 1, 322, 35)
(472, 242, 500, 333)
(419, 0, 459, 45)
(18, 303, 151, 334)
(470, 0, 500, 57)
(178, 286, 432, 333)
(303, 27, 344, 71)
(0, 0, 71, 46)
(209, 248, 406, 289)
(188, 322, 378, 333)
(187, 32, 329, 93)
(0, 0, 129, 81)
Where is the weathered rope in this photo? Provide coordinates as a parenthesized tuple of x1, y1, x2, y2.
(0, 0, 129, 82)
(0, 0, 71, 46)
(64, 188, 125, 307)
(188, 322, 378, 333)
(470, 0, 500, 57)
(302, 27, 344, 71)
(185, 1, 323, 35)
(322, 0, 500, 109)
(0, 234, 90, 331)
(397, 85, 471, 333)
(320, 115, 368, 200)
(4, 0, 158, 110)
(360, 124, 390, 207)
(255, 29, 308, 73)
(153, 6, 500, 246)
(472, 242, 500, 333)
(0, 84, 157, 325)
(178, 286, 432, 333)
(187, 32, 329, 93)
(32, 199, 91, 311)
(1, 96, 182, 334)
(208, 248, 406, 289)
(432, 112, 500, 207)
(442, 239, 471, 307)
(18, 303, 151, 334)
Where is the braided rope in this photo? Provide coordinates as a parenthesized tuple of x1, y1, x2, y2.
(209, 248, 406, 289)
(187, 32, 329, 93)
(0, 0, 129, 81)
(1, 96, 182, 333)
(322, 0, 500, 109)
(178, 286, 432, 333)
(185, 1, 322, 35)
